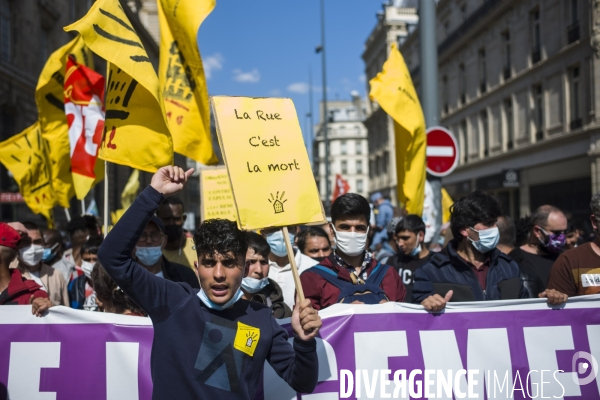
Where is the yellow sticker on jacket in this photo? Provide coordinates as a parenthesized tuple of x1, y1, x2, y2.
(233, 321, 260, 357)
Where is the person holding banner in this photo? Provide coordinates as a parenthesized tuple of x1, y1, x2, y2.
(412, 191, 530, 311)
(98, 166, 321, 399)
(301, 193, 405, 310)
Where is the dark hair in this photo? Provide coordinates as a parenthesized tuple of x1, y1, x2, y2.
(297, 226, 331, 253)
(193, 219, 247, 259)
(515, 215, 532, 247)
(394, 215, 425, 235)
(162, 196, 184, 208)
(497, 215, 516, 247)
(330, 193, 370, 225)
(66, 215, 100, 236)
(81, 237, 103, 255)
(450, 190, 502, 241)
(22, 221, 42, 237)
(91, 262, 146, 316)
(244, 231, 270, 259)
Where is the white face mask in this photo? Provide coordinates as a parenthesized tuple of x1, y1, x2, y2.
(468, 226, 500, 253)
(332, 226, 369, 257)
(19, 245, 44, 267)
(81, 261, 95, 279)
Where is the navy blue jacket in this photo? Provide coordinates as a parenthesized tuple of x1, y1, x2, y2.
(98, 186, 318, 399)
(412, 239, 529, 303)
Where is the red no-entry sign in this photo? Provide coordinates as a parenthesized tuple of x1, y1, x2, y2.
(426, 126, 458, 177)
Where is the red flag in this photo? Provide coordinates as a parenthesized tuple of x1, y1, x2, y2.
(64, 56, 105, 199)
(332, 174, 350, 202)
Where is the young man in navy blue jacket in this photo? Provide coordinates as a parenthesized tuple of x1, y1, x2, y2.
(98, 166, 321, 399)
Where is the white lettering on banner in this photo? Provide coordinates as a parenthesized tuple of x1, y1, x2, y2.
(106, 342, 139, 400)
(420, 330, 469, 399)
(467, 328, 513, 399)
(7, 342, 61, 400)
(354, 331, 408, 399)
(588, 325, 600, 394)
(523, 326, 574, 398)
(263, 337, 338, 400)
(581, 274, 600, 287)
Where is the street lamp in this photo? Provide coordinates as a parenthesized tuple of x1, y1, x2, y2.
(315, 0, 330, 209)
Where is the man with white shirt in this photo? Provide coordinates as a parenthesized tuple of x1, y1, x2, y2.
(262, 226, 317, 310)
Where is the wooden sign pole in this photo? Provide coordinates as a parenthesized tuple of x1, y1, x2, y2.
(282, 226, 305, 303)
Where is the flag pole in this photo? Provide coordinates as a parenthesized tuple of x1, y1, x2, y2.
(63, 207, 71, 222)
(81, 199, 85, 215)
(103, 160, 108, 234)
(282, 226, 304, 303)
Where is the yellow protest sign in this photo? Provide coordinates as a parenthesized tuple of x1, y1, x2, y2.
(200, 167, 237, 222)
(211, 96, 325, 230)
(0, 123, 55, 220)
(36, 35, 93, 208)
(158, 0, 217, 165)
(65, 0, 173, 172)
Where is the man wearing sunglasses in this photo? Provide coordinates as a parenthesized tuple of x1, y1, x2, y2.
(511, 205, 568, 298)
(134, 216, 199, 289)
(241, 231, 291, 318)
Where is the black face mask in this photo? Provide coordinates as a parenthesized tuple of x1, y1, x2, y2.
(164, 225, 183, 242)
(312, 256, 327, 263)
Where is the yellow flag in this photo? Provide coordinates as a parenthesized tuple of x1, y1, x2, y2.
(64, 0, 173, 172)
(35, 35, 94, 208)
(0, 123, 55, 221)
(110, 168, 139, 224)
(369, 43, 426, 216)
(158, 0, 217, 165)
(441, 188, 453, 224)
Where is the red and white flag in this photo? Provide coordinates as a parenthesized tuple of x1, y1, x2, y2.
(64, 55, 105, 200)
(332, 174, 350, 202)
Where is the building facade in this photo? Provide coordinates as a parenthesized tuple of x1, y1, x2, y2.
(313, 93, 370, 202)
(362, 3, 419, 204)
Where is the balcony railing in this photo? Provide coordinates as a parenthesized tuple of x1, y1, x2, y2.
(570, 118, 582, 131)
(503, 64, 511, 80)
(531, 44, 541, 64)
(567, 21, 580, 44)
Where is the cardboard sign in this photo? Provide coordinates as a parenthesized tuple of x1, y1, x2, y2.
(211, 96, 324, 230)
(199, 167, 237, 222)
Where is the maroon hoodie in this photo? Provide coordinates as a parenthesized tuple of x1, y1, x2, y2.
(0, 268, 49, 305)
(300, 253, 405, 310)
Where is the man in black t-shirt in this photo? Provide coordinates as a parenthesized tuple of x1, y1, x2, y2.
(386, 215, 431, 301)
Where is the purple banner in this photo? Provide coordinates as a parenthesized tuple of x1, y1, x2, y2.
(2, 297, 600, 400)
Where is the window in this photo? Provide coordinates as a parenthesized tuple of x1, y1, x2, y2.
(355, 140, 362, 155)
(533, 84, 544, 140)
(340, 140, 347, 155)
(478, 49, 487, 94)
(530, 9, 541, 64)
(357, 179, 364, 193)
(567, 0, 580, 44)
(356, 160, 363, 174)
(481, 110, 489, 156)
(470, 117, 480, 157)
(341, 160, 347, 174)
(383, 152, 389, 173)
(0, 0, 10, 62)
(459, 63, 466, 105)
(504, 98, 514, 149)
(442, 75, 449, 114)
(502, 31, 511, 80)
(459, 119, 467, 164)
(570, 66, 582, 130)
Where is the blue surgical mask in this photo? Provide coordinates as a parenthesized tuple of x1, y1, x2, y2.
(468, 226, 500, 253)
(42, 242, 59, 262)
(410, 244, 422, 258)
(197, 287, 243, 311)
(241, 276, 269, 293)
(135, 246, 163, 266)
(266, 230, 294, 257)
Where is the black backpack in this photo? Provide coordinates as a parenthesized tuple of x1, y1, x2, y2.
(305, 263, 391, 304)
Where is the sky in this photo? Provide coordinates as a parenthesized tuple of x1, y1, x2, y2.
(197, 1, 385, 149)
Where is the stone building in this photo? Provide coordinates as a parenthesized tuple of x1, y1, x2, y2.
(399, 0, 597, 223)
(313, 93, 370, 202)
(362, 2, 419, 204)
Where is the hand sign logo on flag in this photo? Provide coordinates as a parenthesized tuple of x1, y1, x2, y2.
(64, 56, 105, 200)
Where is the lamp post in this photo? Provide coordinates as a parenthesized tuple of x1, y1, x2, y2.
(315, 0, 330, 208)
